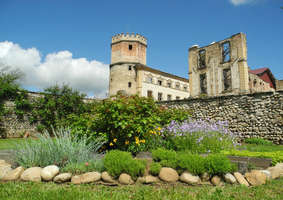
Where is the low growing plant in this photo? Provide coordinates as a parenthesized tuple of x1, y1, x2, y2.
(244, 138, 273, 145)
(149, 162, 161, 176)
(104, 150, 146, 179)
(205, 154, 234, 175)
(151, 148, 235, 176)
(61, 159, 104, 174)
(14, 127, 105, 168)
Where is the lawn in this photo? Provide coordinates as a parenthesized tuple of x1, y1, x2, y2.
(0, 138, 35, 150)
(0, 179, 283, 200)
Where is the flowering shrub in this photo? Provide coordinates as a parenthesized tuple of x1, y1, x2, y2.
(161, 119, 239, 153)
(69, 95, 190, 153)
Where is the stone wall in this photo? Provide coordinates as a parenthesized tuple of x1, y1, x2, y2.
(1, 92, 97, 138)
(158, 91, 283, 144)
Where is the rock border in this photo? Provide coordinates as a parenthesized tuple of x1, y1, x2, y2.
(1, 160, 282, 187)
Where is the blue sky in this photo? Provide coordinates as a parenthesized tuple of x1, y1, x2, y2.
(0, 0, 282, 97)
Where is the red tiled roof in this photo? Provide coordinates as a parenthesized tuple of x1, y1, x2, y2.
(249, 67, 269, 75)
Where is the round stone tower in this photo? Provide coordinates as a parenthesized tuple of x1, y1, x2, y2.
(109, 33, 147, 96)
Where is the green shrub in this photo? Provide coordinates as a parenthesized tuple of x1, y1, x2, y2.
(14, 127, 105, 168)
(149, 162, 161, 176)
(177, 152, 206, 175)
(103, 150, 146, 179)
(205, 154, 233, 175)
(61, 159, 104, 174)
(222, 150, 283, 165)
(244, 138, 273, 145)
(152, 148, 177, 162)
(29, 84, 92, 133)
(69, 95, 190, 153)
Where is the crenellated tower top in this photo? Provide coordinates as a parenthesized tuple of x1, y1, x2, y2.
(111, 33, 147, 46)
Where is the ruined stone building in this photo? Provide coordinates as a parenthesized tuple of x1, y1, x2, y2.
(188, 33, 276, 97)
(109, 33, 190, 100)
(109, 32, 280, 100)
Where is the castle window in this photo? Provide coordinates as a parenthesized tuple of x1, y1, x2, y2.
(223, 68, 232, 91)
(253, 79, 257, 87)
(158, 80, 162, 86)
(184, 86, 188, 91)
(198, 49, 206, 69)
(167, 94, 172, 101)
(222, 42, 231, 63)
(200, 73, 207, 94)
(176, 96, 180, 100)
(128, 82, 132, 88)
(129, 44, 133, 50)
(128, 65, 132, 71)
(158, 93, 162, 101)
(167, 82, 171, 88)
(147, 90, 153, 98)
(175, 82, 180, 89)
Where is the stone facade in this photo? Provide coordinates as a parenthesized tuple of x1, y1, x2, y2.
(188, 33, 275, 97)
(189, 33, 249, 97)
(159, 91, 283, 144)
(109, 33, 190, 100)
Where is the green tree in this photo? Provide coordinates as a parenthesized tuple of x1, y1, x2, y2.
(30, 84, 90, 133)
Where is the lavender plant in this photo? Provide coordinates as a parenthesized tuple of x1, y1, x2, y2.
(161, 119, 239, 153)
(14, 127, 105, 168)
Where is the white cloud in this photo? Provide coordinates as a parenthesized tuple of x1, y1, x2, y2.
(0, 41, 109, 98)
(229, 0, 257, 6)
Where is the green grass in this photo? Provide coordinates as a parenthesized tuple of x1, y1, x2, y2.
(0, 138, 34, 150)
(0, 179, 283, 200)
(238, 143, 283, 152)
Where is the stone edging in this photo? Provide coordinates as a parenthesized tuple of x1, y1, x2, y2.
(1, 160, 283, 187)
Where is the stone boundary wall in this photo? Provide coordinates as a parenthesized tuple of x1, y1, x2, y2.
(1, 91, 99, 138)
(158, 91, 283, 144)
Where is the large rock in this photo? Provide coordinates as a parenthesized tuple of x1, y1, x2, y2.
(71, 172, 101, 184)
(180, 172, 200, 185)
(101, 171, 116, 183)
(2, 166, 24, 181)
(41, 165, 60, 181)
(211, 175, 221, 186)
(245, 170, 267, 186)
(267, 165, 283, 179)
(260, 170, 271, 180)
(137, 175, 159, 184)
(71, 175, 81, 184)
(119, 173, 134, 185)
(224, 173, 237, 184)
(0, 166, 12, 179)
(233, 172, 249, 186)
(54, 173, 72, 183)
(159, 168, 179, 183)
(201, 172, 210, 182)
(21, 167, 42, 182)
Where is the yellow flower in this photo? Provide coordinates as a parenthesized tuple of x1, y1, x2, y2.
(125, 140, 129, 145)
(109, 142, 113, 146)
(140, 139, 145, 143)
(149, 130, 153, 134)
(113, 138, 117, 143)
(157, 127, 161, 131)
(153, 131, 156, 135)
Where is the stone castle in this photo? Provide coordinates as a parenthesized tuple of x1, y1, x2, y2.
(109, 32, 280, 100)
